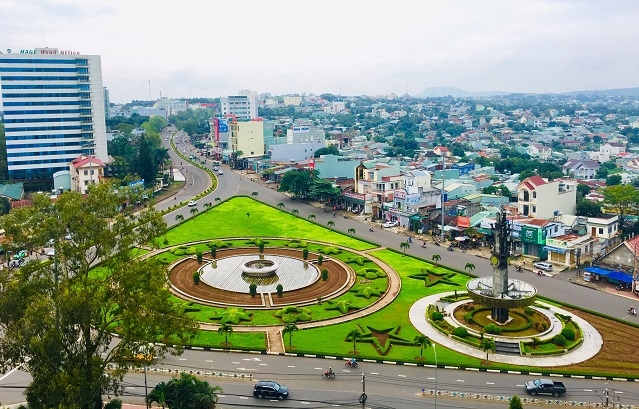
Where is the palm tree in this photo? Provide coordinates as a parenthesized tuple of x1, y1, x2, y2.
(400, 241, 410, 254)
(414, 334, 432, 360)
(282, 323, 299, 348)
(277, 202, 285, 210)
(347, 329, 363, 354)
(308, 214, 316, 221)
(251, 191, 259, 197)
(464, 263, 476, 274)
(480, 337, 496, 365)
(432, 254, 441, 267)
(214, 197, 221, 205)
(348, 228, 356, 236)
(203, 202, 211, 211)
(327, 220, 335, 231)
(190, 207, 198, 216)
(175, 214, 184, 225)
(292, 209, 299, 216)
(218, 323, 233, 345)
(146, 381, 168, 408)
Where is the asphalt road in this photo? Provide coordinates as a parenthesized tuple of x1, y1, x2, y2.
(2, 130, 639, 407)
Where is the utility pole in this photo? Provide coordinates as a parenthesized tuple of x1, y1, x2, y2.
(359, 373, 367, 408)
(440, 154, 445, 242)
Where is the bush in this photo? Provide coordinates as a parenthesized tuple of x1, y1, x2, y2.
(210, 247, 217, 258)
(105, 399, 123, 409)
(431, 311, 444, 321)
(561, 328, 576, 341)
(276, 284, 284, 297)
(196, 251, 203, 264)
(302, 248, 309, 260)
(553, 334, 567, 346)
(322, 269, 329, 281)
(249, 283, 257, 297)
(484, 324, 502, 335)
(452, 326, 468, 338)
(463, 312, 474, 324)
(258, 242, 265, 253)
(193, 271, 200, 284)
(163, 237, 169, 246)
(524, 307, 535, 316)
(317, 254, 324, 265)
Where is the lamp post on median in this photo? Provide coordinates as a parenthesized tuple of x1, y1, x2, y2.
(433, 343, 438, 409)
(576, 248, 582, 277)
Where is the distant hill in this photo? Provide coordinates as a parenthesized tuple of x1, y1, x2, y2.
(416, 86, 509, 98)
(561, 87, 639, 97)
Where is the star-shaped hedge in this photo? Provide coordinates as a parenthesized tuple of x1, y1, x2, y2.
(350, 285, 384, 299)
(284, 239, 308, 248)
(209, 308, 253, 325)
(346, 256, 372, 266)
(347, 324, 413, 355)
(325, 300, 359, 314)
(408, 267, 460, 287)
(274, 306, 312, 323)
(318, 246, 341, 255)
(356, 268, 387, 280)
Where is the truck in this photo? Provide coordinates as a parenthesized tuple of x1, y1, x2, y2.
(524, 378, 567, 397)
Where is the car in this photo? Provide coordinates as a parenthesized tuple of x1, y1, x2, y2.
(64, 233, 74, 241)
(382, 221, 399, 228)
(46, 248, 55, 257)
(13, 249, 29, 260)
(46, 238, 55, 246)
(217, 170, 224, 175)
(187, 200, 197, 207)
(213, 166, 218, 171)
(533, 262, 553, 271)
(253, 380, 289, 400)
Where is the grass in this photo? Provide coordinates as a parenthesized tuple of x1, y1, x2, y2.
(162, 197, 376, 251)
(189, 330, 266, 351)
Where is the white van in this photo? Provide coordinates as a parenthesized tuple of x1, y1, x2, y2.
(533, 262, 553, 271)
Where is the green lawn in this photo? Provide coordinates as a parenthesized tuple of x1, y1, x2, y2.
(190, 329, 266, 351)
(162, 197, 376, 251)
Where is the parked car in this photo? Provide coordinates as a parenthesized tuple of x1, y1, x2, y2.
(217, 170, 224, 175)
(533, 262, 553, 271)
(382, 221, 399, 228)
(13, 249, 29, 260)
(187, 200, 197, 207)
(253, 380, 289, 400)
(525, 378, 566, 397)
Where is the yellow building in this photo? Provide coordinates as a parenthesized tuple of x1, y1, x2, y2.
(230, 120, 265, 158)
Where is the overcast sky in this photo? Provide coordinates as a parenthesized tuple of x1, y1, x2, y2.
(2, 0, 638, 103)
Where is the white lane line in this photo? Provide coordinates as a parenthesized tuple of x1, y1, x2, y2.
(218, 395, 226, 398)
(486, 382, 495, 385)
(584, 389, 593, 392)
(205, 360, 214, 363)
(237, 368, 256, 371)
(517, 384, 524, 387)
(239, 397, 248, 400)
(260, 363, 268, 366)
(457, 380, 465, 382)
(398, 375, 406, 378)
(370, 372, 378, 375)
(301, 402, 310, 405)
(427, 377, 435, 380)
(287, 365, 295, 368)
(126, 387, 135, 389)
(315, 367, 323, 370)
(343, 370, 350, 373)
(178, 358, 187, 361)
(232, 361, 240, 364)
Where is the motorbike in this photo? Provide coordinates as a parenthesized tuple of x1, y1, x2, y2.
(629, 308, 637, 316)
(322, 370, 335, 379)
(345, 360, 358, 368)
(447, 246, 454, 252)
(369, 227, 374, 232)
(434, 241, 441, 246)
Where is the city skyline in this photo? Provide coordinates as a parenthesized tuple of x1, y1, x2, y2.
(2, 0, 638, 103)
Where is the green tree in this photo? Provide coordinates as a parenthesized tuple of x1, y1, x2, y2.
(510, 395, 523, 409)
(348, 228, 356, 236)
(282, 323, 299, 348)
(214, 197, 221, 205)
(309, 179, 341, 203)
(464, 263, 475, 274)
(251, 191, 259, 197)
(432, 254, 441, 267)
(147, 373, 221, 409)
(602, 184, 639, 231)
(218, 323, 233, 345)
(327, 220, 335, 230)
(413, 334, 431, 360)
(277, 202, 285, 209)
(347, 329, 363, 354)
(480, 337, 496, 365)
(314, 145, 340, 158)
(576, 200, 602, 217)
(576, 183, 592, 197)
(137, 135, 157, 187)
(175, 214, 184, 225)
(0, 182, 197, 409)
(400, 241, 410, 254)
(606, 174, 622, 186)
(308, 214, 316, 221)
(190, 207, 199, 216)
(278, 169, 316, 199)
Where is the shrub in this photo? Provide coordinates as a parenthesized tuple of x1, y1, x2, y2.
(531, 337, 540, 349)
(452, 326, 468, 338)
(524, 307, 535, 316)
(431, 311, 444, 321)
(258, 242, 265, 253)
(193, 271, 200, 284)
(539, 323, 547, 332)
(249, 283, 257, 297)
(163, 237, 169, 246)
(484, 324, 502, 335)
(196, 251, 203, 264)
(302, 248, 309, 260)
(561, 328, 576, 341)
(321, 269, 329, 281)
(104, 399, 123, 409)
(210, 247, 217, 258)
(317, 254, 324, 265)
(276, 284, 284, 297)
(463, 312, 474, 324)
(553, 334, 567, 346)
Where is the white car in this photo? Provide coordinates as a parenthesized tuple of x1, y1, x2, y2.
(382, 221, 399, 228)
(187, 200, 197, 207)
(217, 170, 224, 175)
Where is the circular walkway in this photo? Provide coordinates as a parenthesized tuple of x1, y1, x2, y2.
(409, 293, 603, 366)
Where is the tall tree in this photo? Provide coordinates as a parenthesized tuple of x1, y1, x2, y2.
(137, 134, 156, 187)
(147, 373, 221, 409)
(278, 169, 316, 199)
(602, 184, 639, 231)
(282, 323, 299, 348)
(0, 181, 198, 409)
(413, 335, 431, 360)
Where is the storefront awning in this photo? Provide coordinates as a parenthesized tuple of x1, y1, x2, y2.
(443, 226, 462, 232)
(543, 245, 566, 254)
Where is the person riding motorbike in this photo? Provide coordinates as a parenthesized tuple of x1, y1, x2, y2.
(350, 357, 357, 366)
(369, 227, 374, 232)
(629, 306, 636, 315)
(325, 367, 333, 376)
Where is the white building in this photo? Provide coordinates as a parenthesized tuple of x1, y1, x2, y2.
(69, 155, 105, 194)
(517, 176, 577, 219)
(154, 98, 187, 115)
(0, 47, 109, 180)
(220, 90, 258, 120)
(230, 120, 265, 158)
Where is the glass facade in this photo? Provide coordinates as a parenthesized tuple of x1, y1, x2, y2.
(0, 52, 108, 180)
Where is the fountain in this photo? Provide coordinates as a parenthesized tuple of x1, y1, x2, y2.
(241, 259, 279, 277)
(466, 208, 537, 323)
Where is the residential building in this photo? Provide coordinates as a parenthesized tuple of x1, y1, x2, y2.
(283, 95, 302, 106)
(526, 143, 552, 160)
(562, 159, 600, 179)
(154, 98, 187, 115)
(220, 90, 258, 119)
(354, 160, 402, 217)
(516, 176, 577, 219)
(0, 48, 109, 180)
(69, 155, 105, 194)
(599, 142, 626, 163)
(230, 119, 265, 159)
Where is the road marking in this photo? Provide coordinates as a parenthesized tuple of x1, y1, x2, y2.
(260, 363, 268, 366)
(126, 387, 135, 389)
(427, 377, 435, 380)
(331, 405, 341, 407)
(237, 368, 256, 371)
(457, 380, 465, 382)
(371, 372, 378, 375)
(584, 389, 593, 392)
(398, 375, 406, 378)
(287, 365, 295, 368)
(232, 361, 240, 364)
(0, 366, 22, 382)
(178, 358, 187, 361)
(517, 384, 524, 387)
(301, 402, 310, 405)
(343, 370, 350, 372)
(218, 395, 226, 398)
(486, 382, 495, 385)
(239, 397, 248, 400)
(315, 367, 323, 370)
(270, 399, 278, 402)
(205, 360, 214, 363)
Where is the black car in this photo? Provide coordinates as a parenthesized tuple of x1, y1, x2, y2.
(253, 380, 289, 400)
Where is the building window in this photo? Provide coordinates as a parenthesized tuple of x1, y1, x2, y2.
(532, 191, 536, 199)
(84, 170, 88, 175)
(599, 228, 604, 234)
(532, 206, 536, 213)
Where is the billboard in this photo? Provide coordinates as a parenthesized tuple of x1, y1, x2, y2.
(217, 119, 228, 133)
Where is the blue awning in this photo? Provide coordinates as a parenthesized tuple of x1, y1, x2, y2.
(584, 267, 633, 283)
(543, 245, 566, 254)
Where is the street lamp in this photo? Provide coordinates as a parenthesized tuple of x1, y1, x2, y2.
(433, 343, 438, 409)
(576, 248, 582, 277)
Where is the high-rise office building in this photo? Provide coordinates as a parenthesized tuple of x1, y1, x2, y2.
(0, 47, 108, 180)
(220, 90, 258, 120)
